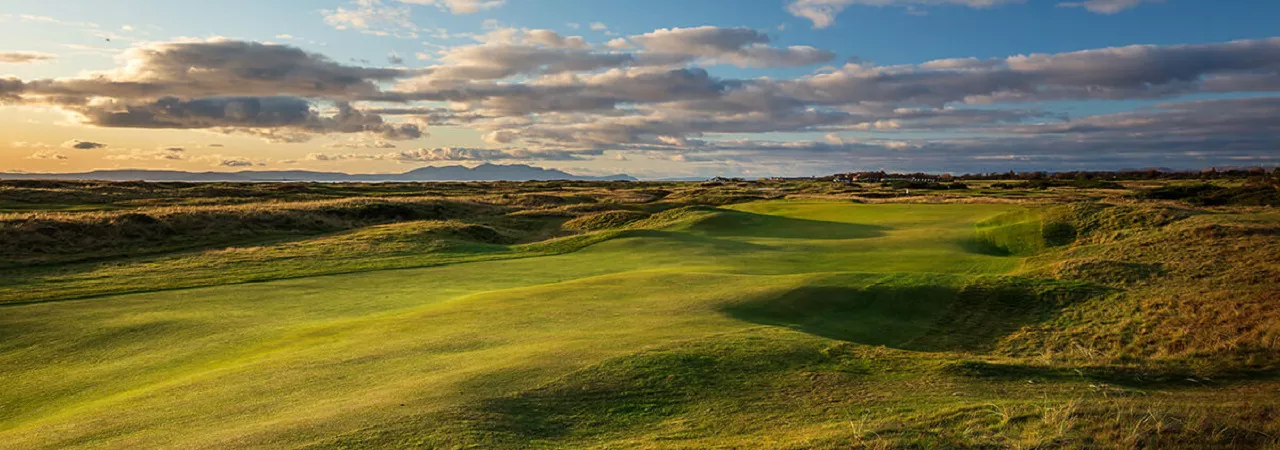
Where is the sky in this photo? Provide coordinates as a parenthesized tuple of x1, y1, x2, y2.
(1, 0, 1278, 178)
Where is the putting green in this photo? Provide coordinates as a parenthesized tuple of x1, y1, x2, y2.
(0, 201, 1033, 448)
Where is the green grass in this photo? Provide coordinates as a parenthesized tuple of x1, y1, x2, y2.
(1, 198, 1277, 448)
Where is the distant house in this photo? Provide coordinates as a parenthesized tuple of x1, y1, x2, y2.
(832, 176, 853, 184)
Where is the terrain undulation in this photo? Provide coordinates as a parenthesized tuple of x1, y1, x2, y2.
(1, 178, 1278, 449)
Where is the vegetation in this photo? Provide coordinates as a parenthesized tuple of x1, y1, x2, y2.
(1135, 181, 1280, 206)
(0, 176, 1276, 449)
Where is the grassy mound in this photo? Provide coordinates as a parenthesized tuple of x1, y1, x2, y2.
(0, 198, 501, 267)
(561, 210, 650, 231)
(724, 273, 1107, 352)
(965, 208, 1076, 256)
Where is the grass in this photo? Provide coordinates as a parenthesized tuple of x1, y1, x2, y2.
(0, 182, 1277, 449)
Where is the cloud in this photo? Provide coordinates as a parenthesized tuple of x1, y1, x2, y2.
(0, 51, 55, 64)
(64, 97, 422, 142)
(393, 25, 834, 94)
(10, 141, 51, 149)
(1058, 0, 1164, 14)
(629, 96, 1280, 173)
(589, 22, 608, 31)
(779, 38, 1280, 108)
(324, 0, 505, 38)
(17, 39, 404, 100)
(3, 39, 423, 142)
(631, 26, 835, 68)
(217, 157, 255, 167)
(398, 0, 505, 14)
(27, 151, 68, 160)
(403, 37, 1280, 163)
(323, 0, 419, 38)
(104, 148, 187, 161)
(326, 140, 398, 149)
(61, 139, 107, 150)
(786, 0, 1160, 29)
(4, 30, 1280, 172)
(786, 0, 1021, 28)
(0, 13, 99, 29)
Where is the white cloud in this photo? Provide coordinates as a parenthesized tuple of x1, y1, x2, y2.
(27, 151, 68, 160)
(323, 0, 419, 38)
(397, 0, 505, 14)
(0, 51, 56, 64)
(1058, 0, 1164, 14)
(104, 148, 186, 161)
(322, 0, 506, 38)
(786, 0, 1021, 28)
(0, 13, 99, 29)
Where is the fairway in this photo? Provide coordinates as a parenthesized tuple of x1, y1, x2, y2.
(0, 201, 1027, 448)
(3, 198, 1277, 449)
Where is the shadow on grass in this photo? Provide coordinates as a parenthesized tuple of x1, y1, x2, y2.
(957, 237, 1014, 257)
(620, 229, 774, 252)
(369, 331, 829, 448)
(721, 275, 1110, 352)
(687, 209, 890, 240)
(943, 359, 1280, 388)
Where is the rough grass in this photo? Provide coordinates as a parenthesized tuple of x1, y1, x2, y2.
(0, 182, 1277, 449)
(0, 197, 504, 268)
(561, 210, 650, 231)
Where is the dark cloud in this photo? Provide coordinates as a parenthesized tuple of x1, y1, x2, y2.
(645, 96, 1280, 172)
(4, 39, 422, 142)
(631, 26, 835, 68)
(62, 96, 423, 143)
(451, 37, 1280, 150)
(61, 139, 107, 150)
(218, 158, 256, 167)
(22, 40, 406, 101)
(780, 38, 1280, 108)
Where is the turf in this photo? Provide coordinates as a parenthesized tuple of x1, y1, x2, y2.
(1, 199, 1276, 448)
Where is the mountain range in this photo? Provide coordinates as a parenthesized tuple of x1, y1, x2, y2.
(0, 163, 637, 182)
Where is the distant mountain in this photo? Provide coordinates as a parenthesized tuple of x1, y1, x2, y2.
(651, 176, 714, 182)
(0, 163, 637, 182)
